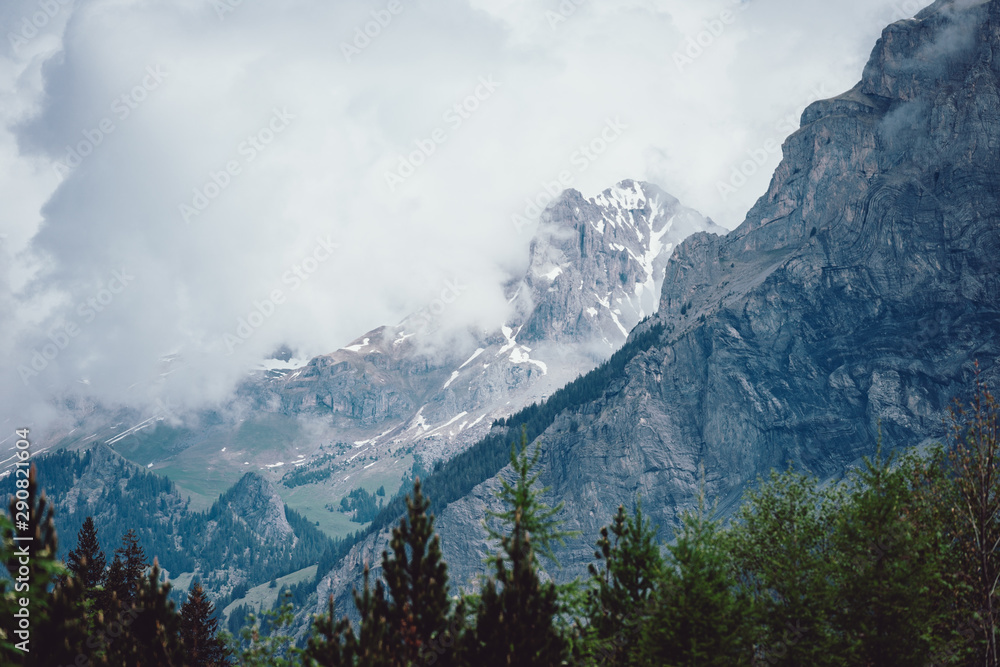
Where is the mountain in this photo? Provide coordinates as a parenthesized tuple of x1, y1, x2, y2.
(302, 0, 1000, 625)
(243, 180, 720, 462)
(28, 445, 333, 605)
(38, 181, 720, 528)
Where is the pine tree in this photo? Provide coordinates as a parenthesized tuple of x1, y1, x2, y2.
(101, 528, 148, 610)
(102, 552, 127, 614)
(103, 559, 186, 666)
(118, 528, 148, 594)
(377, 478, 457, 666)
(638, 492, 752, 666)
(303, 565, 390, 666)
(585, 501, 663, 664)
(67, 516, 106, 592)
(302, 595, 354, 666)
(181, 581, 232, 666)
(468, 431, 570, 666)
(484, 430, 575, 567)
(353, 566, 392, 666)
(730, 468, 841, 665)
(305, 480, 471, 666)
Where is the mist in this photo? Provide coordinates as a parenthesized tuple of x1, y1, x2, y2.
(0, 0, 932, 430)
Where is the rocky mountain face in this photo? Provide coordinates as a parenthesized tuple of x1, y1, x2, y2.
(243, 180, 719, 464)
(514, 180, 718, 347)
(36, 180, 717, 532)
(303, 0, 1000, 624)
(216, 472, 296, 545)
(31, 179, 719, 619)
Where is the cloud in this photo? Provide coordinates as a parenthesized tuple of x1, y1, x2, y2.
(0, 0, 933, 427)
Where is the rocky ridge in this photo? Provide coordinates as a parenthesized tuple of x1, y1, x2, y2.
(244, 180, 720, 464)
(303, 0, 1000, 626)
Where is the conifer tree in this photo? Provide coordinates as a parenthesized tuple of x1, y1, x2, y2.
(730, 468, 841, 665)
(354, 565, 392, 666)
(103, 559, 186, 666)
(484, 430, 575, 566)
(102, 552, 128, 614)
(101, 528, 148, 610)
(304, 564, 406, 667)
(468, 431, 569, 666)
(585, 501, 663, 664)
(305, 480, 468, 667)
(303, 595, 354, 666)
(377, 478, 456, 666)
(638, 492, 751, 666)
(67, 516, 106, 592)
(181, 580, 232, 666)
(118, 528, 148, 594)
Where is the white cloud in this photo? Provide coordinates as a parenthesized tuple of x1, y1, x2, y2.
(0, 0, 933, 426)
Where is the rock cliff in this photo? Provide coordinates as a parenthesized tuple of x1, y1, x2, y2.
(307, 0, 1000, 622)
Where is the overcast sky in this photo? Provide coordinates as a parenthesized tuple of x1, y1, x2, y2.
(0, 0, 932, 428)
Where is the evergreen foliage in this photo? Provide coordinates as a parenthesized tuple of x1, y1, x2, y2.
(638, 493, 752, 665)
(304, 479, 463, 666)
(181, 581, 233, 666)
(465, 432, 570, 665)
(5, 379, 1000, 666)
(378, 479, 456, 665)
(66, 515, 106, 592)
(338, 487, 383, 524)
(584, 501, 663, 664)
(34, 447, 334, 602)
(365, 323, 665, 549)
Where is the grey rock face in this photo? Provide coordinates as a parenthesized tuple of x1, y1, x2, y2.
(516, 180, 723, 347)
(217, 472, 295, 545)
(533, 0, 1000, 572)
(307, 0, 1000, 617)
